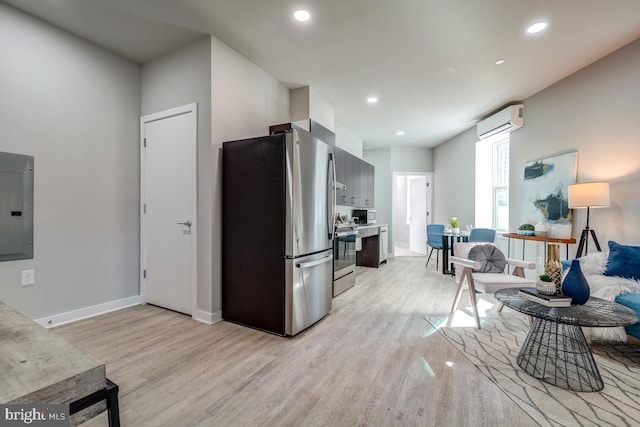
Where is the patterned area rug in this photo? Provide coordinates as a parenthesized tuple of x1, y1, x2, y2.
(425, 308, 640, 427)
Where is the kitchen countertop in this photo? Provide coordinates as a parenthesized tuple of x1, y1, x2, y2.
(357, 223, 387, 229)
(335, 223, 387, 231)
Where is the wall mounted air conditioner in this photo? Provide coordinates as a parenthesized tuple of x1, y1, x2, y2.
(477, 104, 524, 139)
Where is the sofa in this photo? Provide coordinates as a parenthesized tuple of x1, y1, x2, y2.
(562, 241, 640, 341)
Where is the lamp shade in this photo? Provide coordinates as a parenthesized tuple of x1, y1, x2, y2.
(568, 182, 610, 209)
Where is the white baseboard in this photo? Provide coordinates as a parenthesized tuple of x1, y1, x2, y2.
(193, 309, 222, 325)
(35, 295, 141, 328)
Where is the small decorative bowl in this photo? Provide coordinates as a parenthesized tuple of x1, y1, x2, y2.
(536, 280, 556, 295)
(517, 230, 535, 236)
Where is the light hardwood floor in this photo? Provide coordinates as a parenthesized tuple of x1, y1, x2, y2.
(393, 244, 425, 257)
(55, 256, 538, 427)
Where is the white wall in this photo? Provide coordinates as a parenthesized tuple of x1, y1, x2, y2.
(511, 38, 640, 250)
(435, 37, 640, 264)
(309, 87, 335, 132)
(210, 36, 290, 316)
(141, 36, 214, 320)
(0, 3, 141, 319)
(390, 147, 434, 173)
(291, 86, 335, 133)
(432, 128, 476, 227)
(211, 37, 290, 143)
(335, 121, 363, 158)
(364, 147, 433, 254)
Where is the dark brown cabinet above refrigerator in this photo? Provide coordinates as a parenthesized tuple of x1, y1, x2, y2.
(334, 146, 375, 208)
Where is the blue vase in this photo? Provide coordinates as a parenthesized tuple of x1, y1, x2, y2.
(561, 259, 590, 305)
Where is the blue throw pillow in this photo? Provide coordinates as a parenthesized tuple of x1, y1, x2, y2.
(604, 241, 640, 281)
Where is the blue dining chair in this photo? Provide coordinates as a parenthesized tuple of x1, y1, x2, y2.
(468, 228, 496, 243)
(426, 224, 445, 268)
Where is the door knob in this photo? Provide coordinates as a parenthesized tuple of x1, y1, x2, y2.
(177, 220, 192, 227)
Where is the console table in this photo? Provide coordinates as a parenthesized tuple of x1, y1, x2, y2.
(502, 233, 576, 261)
(0, 301, 120, 426)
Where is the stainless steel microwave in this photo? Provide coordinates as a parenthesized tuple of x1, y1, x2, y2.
(367, 209, 377, 224)
(352, 209, 376, 224)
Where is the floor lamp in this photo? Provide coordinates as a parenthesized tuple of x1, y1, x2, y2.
(568, 182, 610, 258)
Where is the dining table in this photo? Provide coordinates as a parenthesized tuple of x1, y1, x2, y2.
(441, 230, 470, 275)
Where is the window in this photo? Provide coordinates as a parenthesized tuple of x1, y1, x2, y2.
(493, 140, 509, 231)
(475, 135, 509, 231)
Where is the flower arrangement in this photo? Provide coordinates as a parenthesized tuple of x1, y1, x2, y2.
(450, 216, 459, 228)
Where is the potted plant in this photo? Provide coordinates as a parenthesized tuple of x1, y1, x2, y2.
(536, 274, 556, 295)
(450, 216, 460, 235)
(518, 223, 535, 236)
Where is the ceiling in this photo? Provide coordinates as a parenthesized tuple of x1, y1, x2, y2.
(5, 0, 640, 149)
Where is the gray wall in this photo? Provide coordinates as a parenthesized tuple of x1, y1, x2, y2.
(140, 35, 290, 319)
(364, 147, 433, 254)
(364, 148, 391, 228)
(141, 36, 214, 317)
(0, 6, 292, 323)
(210, 36, 290, 317)
(0, 3, 141, 318)
(435, 37, 640, 260)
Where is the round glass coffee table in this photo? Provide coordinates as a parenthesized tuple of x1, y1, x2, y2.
(494, 288, 638, 392)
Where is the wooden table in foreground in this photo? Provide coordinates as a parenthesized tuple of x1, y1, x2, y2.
(0, 301, 120, 426)
(502, 233, 576, 260)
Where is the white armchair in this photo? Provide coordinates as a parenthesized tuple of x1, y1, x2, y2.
(450, 242, 536, 329)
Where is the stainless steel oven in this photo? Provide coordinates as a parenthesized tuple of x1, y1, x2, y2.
(333, 228, 357, 296)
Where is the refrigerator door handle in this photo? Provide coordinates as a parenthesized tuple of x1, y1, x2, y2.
(296, 255, 333, 269)
(328, 152, 336, 240)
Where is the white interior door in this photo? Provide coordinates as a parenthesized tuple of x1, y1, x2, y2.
(426, 174, 433, 225)
(409, 176, 427, 255)
(141, 104, 197, 315)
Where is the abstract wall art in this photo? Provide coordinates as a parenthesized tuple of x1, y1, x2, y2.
(520, 151, 577, 238)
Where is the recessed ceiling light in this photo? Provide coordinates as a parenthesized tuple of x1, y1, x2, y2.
(495, 59, 505, 65)
(367, 96, 378, 104)
(396, 131, 405, 136)
(293, 9, 311, 22)
(526, 21, 548, 34)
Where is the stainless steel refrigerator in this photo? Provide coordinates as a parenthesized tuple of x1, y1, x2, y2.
(222, 127, 335, 336)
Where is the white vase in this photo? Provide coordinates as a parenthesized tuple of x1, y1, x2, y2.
(535, 222, 549, 237)
(452, 227, 460, 235)
(536, 280, 556, 295)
